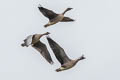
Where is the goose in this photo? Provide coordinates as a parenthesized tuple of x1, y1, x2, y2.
(21, 32, 53, 64)
(38, 4, 74, 28)
(46, 36, 85, 72)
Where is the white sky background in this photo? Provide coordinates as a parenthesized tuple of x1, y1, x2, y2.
(0, 0, 120, 80)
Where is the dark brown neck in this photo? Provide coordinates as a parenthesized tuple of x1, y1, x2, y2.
(62, 8, 72, 15)
(41, 32, 50, 36)
(76, 55, 85, 62)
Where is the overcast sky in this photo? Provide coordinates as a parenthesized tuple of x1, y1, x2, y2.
(0, 0, 120, 80)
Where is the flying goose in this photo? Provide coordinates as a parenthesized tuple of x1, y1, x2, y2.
(38, 4, 75, 28)
(21, 32, 53, 64)
(47, 36, 85, 72)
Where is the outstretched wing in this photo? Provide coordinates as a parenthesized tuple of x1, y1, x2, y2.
(47, 37, 71, 65)
(61, 17, 75, 22)
(38, 6, 58, 20)
(21, 35, 33, 47)
(32, 41, 53, 64)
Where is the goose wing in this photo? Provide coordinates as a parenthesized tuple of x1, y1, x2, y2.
(38, 6, 58, 20)
(47, 37, 71, 65)
(61, 17, 75, 22)
(21, 35, 33, 47)
(32, 41, 53, 64)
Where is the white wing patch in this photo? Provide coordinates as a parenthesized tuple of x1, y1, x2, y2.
(24, 35, 33, 46)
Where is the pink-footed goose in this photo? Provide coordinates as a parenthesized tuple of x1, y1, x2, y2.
(38, 4, 74, 28)
(21, 32, 53, 64)
(46, 36, 85, 72)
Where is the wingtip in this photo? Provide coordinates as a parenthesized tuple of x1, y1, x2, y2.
(21, 43, 29, 47)
(38, 4, 42, 7)
(46, 36, 52, 42)
(72, 19, 75, 21)
(69, 19, 75, 22)
(46, 36, 54, 44)
(21, 43, 25, 47)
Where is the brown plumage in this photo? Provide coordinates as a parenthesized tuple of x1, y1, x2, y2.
(21, 32, 53, 64)
(38, 4, 74, 28)
(46, 36, 85, 72)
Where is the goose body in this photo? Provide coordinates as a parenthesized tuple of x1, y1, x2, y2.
(38, 4, 74, 28)
(45, 14, 64, 27)
(21, 32, 54, 64)
(47, 36, 85, 72)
